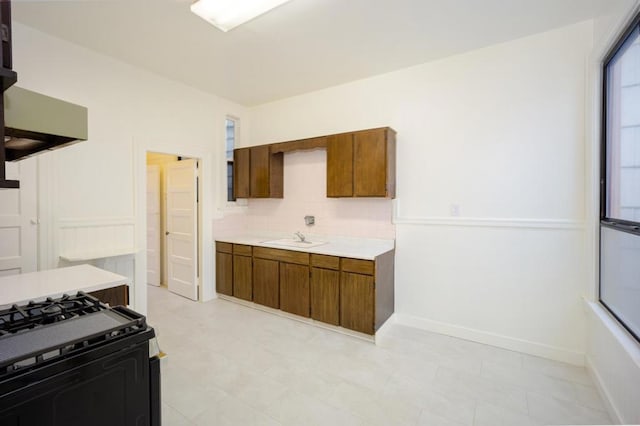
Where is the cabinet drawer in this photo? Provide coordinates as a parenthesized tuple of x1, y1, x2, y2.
(311, 254, 340, 270)
(253, 247, 309, 265)
(341, 258, 374, 275)
(216, 241, 233, 254)
(233, 244, 253, 256)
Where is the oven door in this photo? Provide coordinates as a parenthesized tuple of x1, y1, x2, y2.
(0, 339, 154, 426)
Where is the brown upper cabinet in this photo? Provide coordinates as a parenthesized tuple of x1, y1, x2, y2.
(250, 145, 283, 198)
(233, 126, 395, 199)
(326, 133, 354, 197)
(233, 148, 250, 198)
(328, 127, 396, 198)
(233, 146, 283, 199)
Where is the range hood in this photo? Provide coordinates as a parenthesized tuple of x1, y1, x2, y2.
(4, 86, 88, 162)
(0, 0, 88, 189)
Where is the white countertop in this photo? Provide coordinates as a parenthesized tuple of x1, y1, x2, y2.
(0, 265, 129, 307)
(216, 234, 395, 260)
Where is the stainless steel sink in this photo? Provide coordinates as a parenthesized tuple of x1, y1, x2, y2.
(261, 238, 327, 248)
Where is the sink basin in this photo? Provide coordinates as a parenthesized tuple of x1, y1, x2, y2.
(262, 238, 327, 248)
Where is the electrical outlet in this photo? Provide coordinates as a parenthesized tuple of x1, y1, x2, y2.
(304, 215, 315, 226)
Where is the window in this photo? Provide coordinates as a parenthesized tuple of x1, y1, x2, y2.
(226, 117, 237, 202)
(601, 13, 640, 342)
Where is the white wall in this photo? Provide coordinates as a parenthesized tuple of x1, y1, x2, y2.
(249, 22, 593, 364)
(12, 23, 248, 312)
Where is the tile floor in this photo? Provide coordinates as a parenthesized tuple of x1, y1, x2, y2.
(147, 286, 612, 426)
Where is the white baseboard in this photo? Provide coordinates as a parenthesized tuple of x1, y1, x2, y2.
(585, 355, 623, 425)
(394, 313, 585, 366)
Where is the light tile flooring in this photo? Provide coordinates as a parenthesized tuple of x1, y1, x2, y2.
(147, 286, 612, 426)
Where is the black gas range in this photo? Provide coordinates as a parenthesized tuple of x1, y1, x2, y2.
(0, 292, 161, 426)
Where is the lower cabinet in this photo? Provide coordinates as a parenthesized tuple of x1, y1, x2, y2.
(280, 263, 310, 317)
(89, 285, 129, 307)
(215, 241, 394, 335)
(253, 258, 279, 309)
(215, 242, 234, 296)
(232, 244, 253, 301)
(340, 271, 375, 334)
(233, 254, 253, 301)
(216, 251, 233, 296)
(310, 267, 340, 326)
(310, 254, 340, 326)
(339, 258, 377, 334)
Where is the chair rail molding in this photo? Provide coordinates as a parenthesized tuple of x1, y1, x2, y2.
(57, 216, 136, 228)
(393, 215, 586, 230)
(393, 199, 585, 230)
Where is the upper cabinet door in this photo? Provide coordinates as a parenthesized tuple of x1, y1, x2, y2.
(354, 129, 388, 197)
(233, 146, 283, 199)
(248, 145, 283, 198)
(250, 145, 270, 198)
(327, 128, 395, 198)
(326, 133, 354, 197)
(233, 148, 250, 199)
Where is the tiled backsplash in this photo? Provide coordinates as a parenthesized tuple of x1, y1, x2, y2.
(214, 150, 395, 239)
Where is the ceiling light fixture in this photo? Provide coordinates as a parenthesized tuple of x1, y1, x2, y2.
(190, 0, 293, 32)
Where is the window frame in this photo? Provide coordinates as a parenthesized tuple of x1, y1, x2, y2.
(225, 116, 239, 204)
(600, 12, 640, 231)
(600, 10, 640, 343)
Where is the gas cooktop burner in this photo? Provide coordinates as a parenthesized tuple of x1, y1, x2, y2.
(0, 292, 106, 336)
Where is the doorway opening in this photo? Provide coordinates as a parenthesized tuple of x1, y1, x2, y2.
(0, 159, 37, 276)
(146, 152, 201, 301)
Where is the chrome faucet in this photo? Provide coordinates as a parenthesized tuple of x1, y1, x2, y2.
(294, 231, 306, 242)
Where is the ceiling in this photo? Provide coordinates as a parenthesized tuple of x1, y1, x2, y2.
(12, 0, 617, 106)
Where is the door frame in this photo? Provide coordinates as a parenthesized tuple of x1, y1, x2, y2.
(146, 164, 161, 287)
(135, 144, 214, 314)
(0, 158, 38, 275)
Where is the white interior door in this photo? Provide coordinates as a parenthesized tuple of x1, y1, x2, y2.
(0, 159, 38, 276)
(165, 159, 198, 300)
(146, 164, 161, 286)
